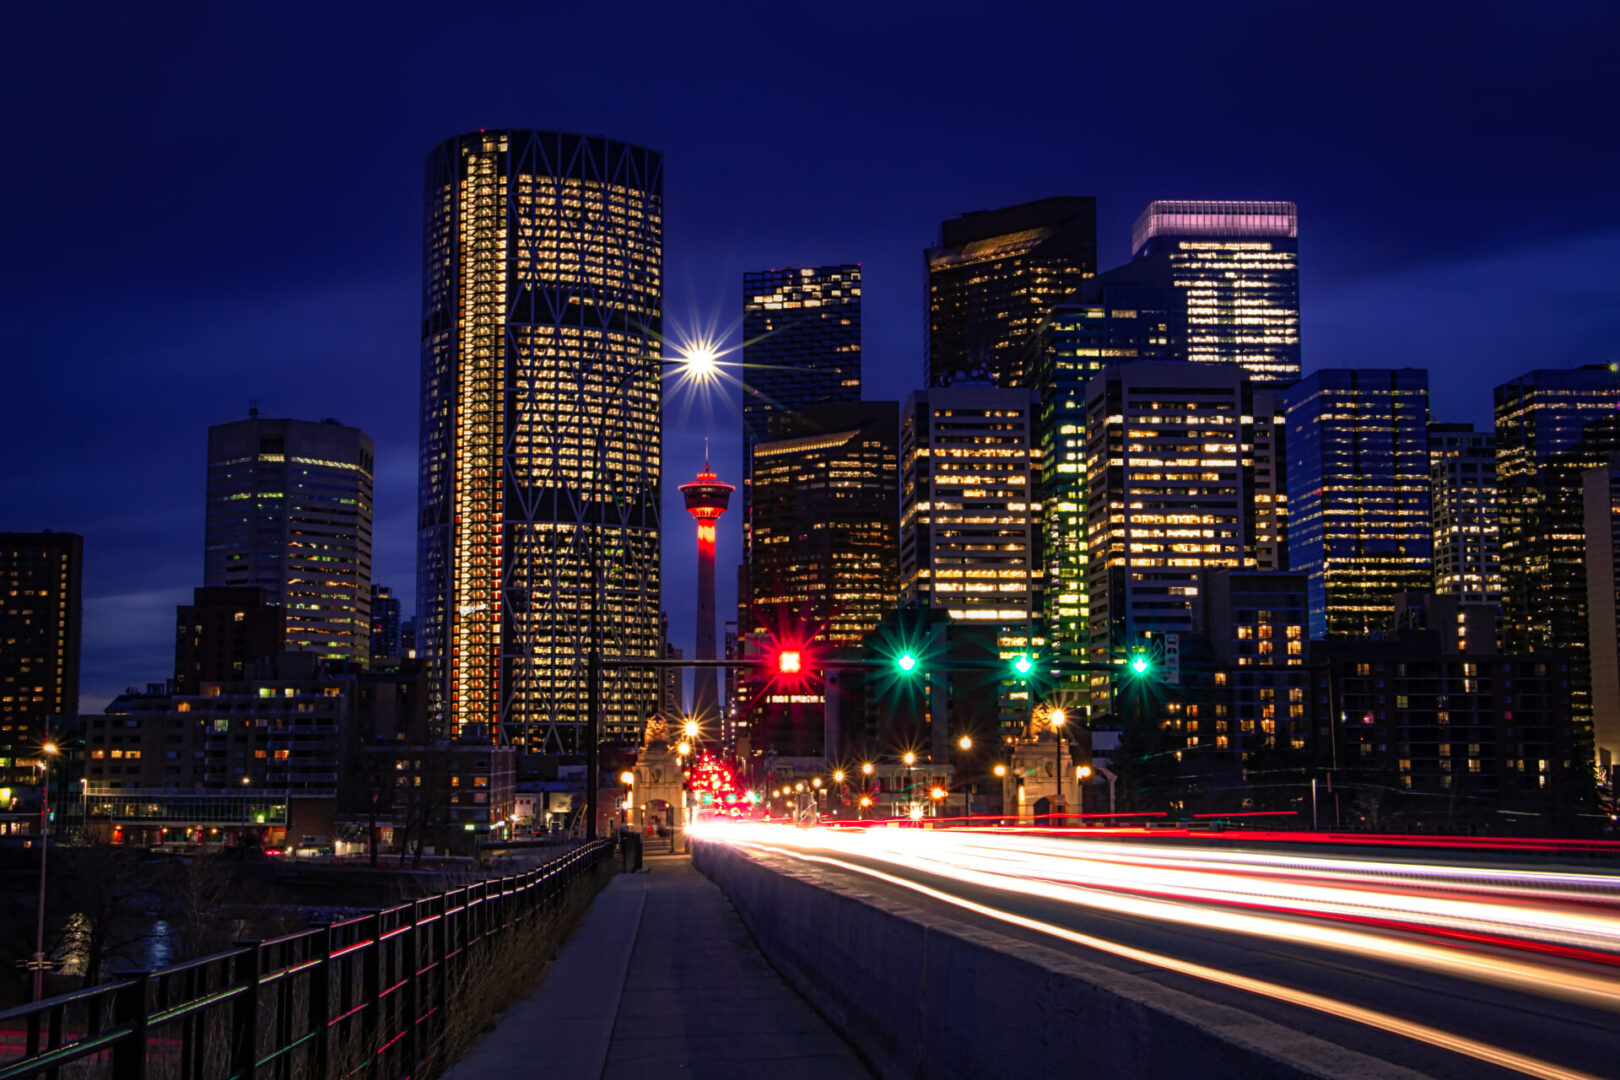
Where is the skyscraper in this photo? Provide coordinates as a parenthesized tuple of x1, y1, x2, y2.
(0, 532, 81, 793)
(1493, 366, 1619, 651)
(1283, 370, 1432, 638)
(370, 584, 403, 661)
(204, 416, 374, 663)
(1128, 200, 1301, 384)
(1083, 364, 1255, 685)
(1583, 455, 1620, 780)
(680, 452, 733, 726)
(417, 130, 663, 751)
(1428, 422, 1504, 604)
(926, 197, 1097, 388)
(741, 266, 862, 557)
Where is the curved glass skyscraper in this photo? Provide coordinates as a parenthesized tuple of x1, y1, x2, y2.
(417, 130, 663, 753)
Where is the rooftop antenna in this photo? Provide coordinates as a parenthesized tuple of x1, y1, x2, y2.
(249, 398, 260, 419)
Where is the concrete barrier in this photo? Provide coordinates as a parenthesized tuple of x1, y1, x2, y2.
(693, 839, 1424, 1080)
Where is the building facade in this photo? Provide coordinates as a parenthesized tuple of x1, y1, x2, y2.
(1127, 200, 1300, 384)
(926, 197, 1097, 388)
(1283, 369, 1432, 638)
(417, 130, 664, 750)
(370, 584, 403, 661)
(204, 417, 374, 663)
(740, 265, 862, 557)
(174, 586, 284, 695)
(1428, 422, 1503, 604)
(1583, 457, 1620, 780)
(0, 532, 81, 793)
(1083, 364, 1254, 701)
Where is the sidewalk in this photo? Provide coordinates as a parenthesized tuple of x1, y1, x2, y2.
(445, 853, 871, 1079)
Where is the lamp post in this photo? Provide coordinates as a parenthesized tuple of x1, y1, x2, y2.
(32, 740, 58, 1001)
(1076, 764, 1093, 824)
(619, 771, 635, 830)
(585, 350, 715, 842)
(903, 752, 916, 819)
(1050, 709, 1066, 826)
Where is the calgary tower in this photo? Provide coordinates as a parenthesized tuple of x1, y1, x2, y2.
(679, 444, 733, 726)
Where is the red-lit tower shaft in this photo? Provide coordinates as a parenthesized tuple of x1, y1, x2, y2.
(679, 451, 733, 725)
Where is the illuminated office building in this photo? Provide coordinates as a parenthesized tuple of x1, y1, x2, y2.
(901, 388, 1040, 740)
(738, 404, 898, 762)
(1128, 200, 1300, 384)
(741, 266, 862, 558)
(1023, 274, 1176, 713)
(926, 197, 1096, 388)
(1428, 423, 1503, 604)
(1282, 369, 1432, 638)
(0, 532, 81, 794)
(1252, 391, 1289, 572)
(1493, 366, 1618, 652)
(417, 130, 663, 750)
(205, 417, 373, 664)
(1583, 455, 1620, 780)
(1083, 364, 1254, 692)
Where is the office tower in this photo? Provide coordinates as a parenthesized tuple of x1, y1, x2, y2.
(901, 388, 1041, 743)
(1252, 392, 1289, 572)
(1128, 200, 1301, 384)
(1583, 456, 1620, 779)
(174, 586, 284, 694)
(749, 403, 900, 645)
(1201, 569, 1311, 765)
(370, 584, 403, 661)
(1282, 370, 1433, 638)
(1083, 364, 1254, 691)
(680, 451, 733, 725)
(205, 416, 374, 663)
(1428, 423, 1504, 604)
(1024, 272, 1181, 713)
(1493, 366, 1618, 650)
(741, 403, 900, 761)
(417, 130, 663, 750)
(399, 616, 418, 659)
(741, 266, 862, 558)
(925, 197, 1097, 388)
(660, 641, 683, 720)
(0, 532, 81, 792)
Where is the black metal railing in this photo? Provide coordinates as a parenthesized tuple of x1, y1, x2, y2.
(0, 838, 615, 1080)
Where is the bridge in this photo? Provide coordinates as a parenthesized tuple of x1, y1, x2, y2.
(3, 825, 1618, 1078)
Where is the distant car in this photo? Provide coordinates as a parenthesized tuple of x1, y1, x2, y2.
(287, 835, 336, 857)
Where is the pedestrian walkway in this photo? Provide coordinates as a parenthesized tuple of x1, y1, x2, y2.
(444, 852, 871, 1079)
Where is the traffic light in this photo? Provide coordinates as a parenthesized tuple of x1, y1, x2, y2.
(1127, 650, 1152, 677)
(896, 650, 919, 675)
(1012, 653, 1034, 678)
(778, 649, 802, 675)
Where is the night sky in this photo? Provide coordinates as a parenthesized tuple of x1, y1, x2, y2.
(4, 2, 1617, 711)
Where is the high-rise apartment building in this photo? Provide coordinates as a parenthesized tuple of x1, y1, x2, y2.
(741, 266, 862, 556)
(1128, 200, 1301, 384)
(174, 586, 284, 694)
(1494, 366, 1618, 651)
(1428, 422, 1503, 604)
(417, 130, 663, 751)
(1583, 456, 1620, 780)
(0, 532, 81, 792)
(1282, 370, 1432, 638)
(204, 417, 374, 663)
(926, 197, 1096, 388)
(370, 584, 403, 661)
(1083, 364, 1254, 690)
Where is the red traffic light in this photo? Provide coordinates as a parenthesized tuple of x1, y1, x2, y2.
(777, 650, 802, 675)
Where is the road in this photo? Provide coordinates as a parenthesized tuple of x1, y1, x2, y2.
(694, 821, 1620, 1080)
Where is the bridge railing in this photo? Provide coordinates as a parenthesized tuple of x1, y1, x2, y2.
(0, 838, 615, 1080)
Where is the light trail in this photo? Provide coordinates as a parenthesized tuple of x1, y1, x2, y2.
(690, 820, 1620, 1079)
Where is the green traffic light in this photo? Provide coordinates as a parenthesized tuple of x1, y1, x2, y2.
(897, 651, 917, 673)
(1013, 654, 1034, 676)
(1130, 653, 1150, 675)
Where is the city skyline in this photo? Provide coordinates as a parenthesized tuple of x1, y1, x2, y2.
(4, 4, 1618, 709)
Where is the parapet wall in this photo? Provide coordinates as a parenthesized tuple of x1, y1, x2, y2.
(692, 839, 1420, 1080)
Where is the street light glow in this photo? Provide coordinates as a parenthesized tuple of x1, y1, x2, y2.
(903, 752, 916, 766)
(833, 770, 845, 783)
(1050, 708, 1067, 728)
(958, 734, 973, 751)
(41, 742, 58, 756)
(620, 771, 635, 786)
(684, 719, 700, 738)
(862, 762, 874, 775)
(993, 763, 1008, 777)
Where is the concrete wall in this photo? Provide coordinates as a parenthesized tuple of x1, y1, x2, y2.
(693, 840, 1421, 1080)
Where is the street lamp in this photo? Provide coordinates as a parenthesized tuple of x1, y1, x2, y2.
(32, 740, 59, 1001)
(957, 734, 972, 751)
(683, 718, 700, 741)
(1076, 764, 1093, 822)
(1050, 708, 1067, 826)
(619, 771, 635, 829)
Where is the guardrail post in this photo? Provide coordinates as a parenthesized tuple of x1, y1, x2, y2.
(110, 973, 149, 1080)
(231, 944, 261, 1080)
(360, 913, 381, 1060)
(404, 903, 420, 1075)
(309, 923, 332, 1080)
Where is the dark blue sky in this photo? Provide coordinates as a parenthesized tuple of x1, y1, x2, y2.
(4, 2, 1617, 710)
